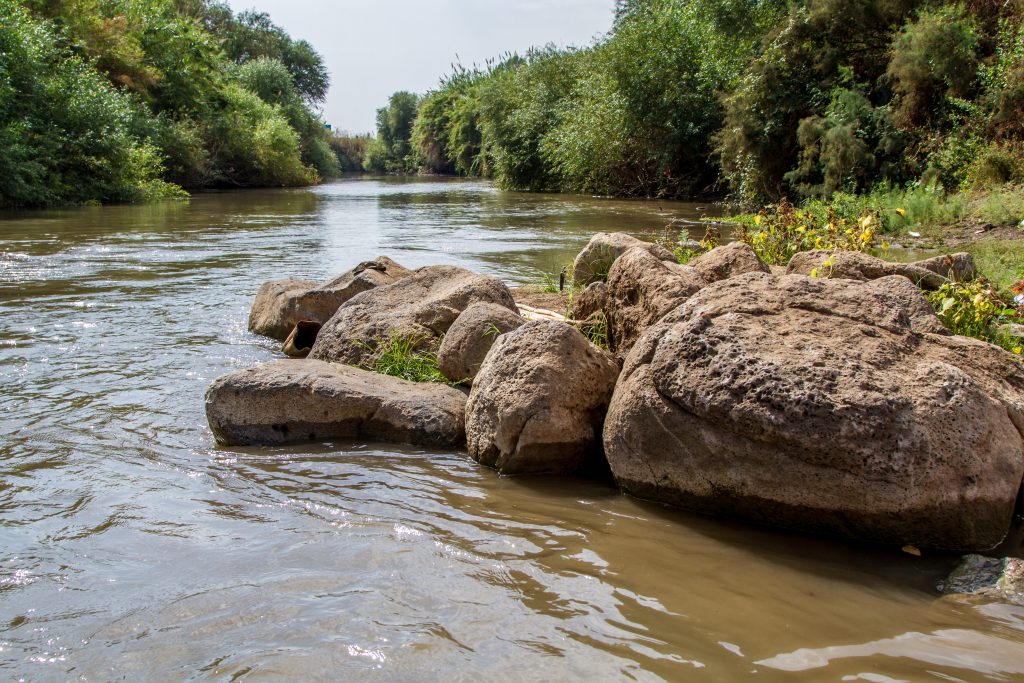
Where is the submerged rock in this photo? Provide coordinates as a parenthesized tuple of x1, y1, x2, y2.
(437, 302, 525, 383)
(941, 554, 1024, 605)
(603, 271, 1024, 550)
(248, 256, 412, 340)
(309, 265, 517, 367)
(572, 232, 675, 287)
(605, 246, 707, 355)
(205, 359, 467, 447)
(786, 249, 947, 290)
(466, 321, 620, 475)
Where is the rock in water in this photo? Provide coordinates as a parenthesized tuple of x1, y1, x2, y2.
(310, 265, 517, 367)
(205, 360, 467, 447)
(249, 257, 412, 340)
(941, 554, 1024, 605)
(466, 321, 620, 475)
(437, 302, 525, 383)
(605, 246, 707, 355)
(572, 232, 676, 287)
(603, 271, 1024, 550)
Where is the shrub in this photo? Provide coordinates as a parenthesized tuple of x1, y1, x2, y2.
(735, 197, 880, 266)
(926, 279, 1022, 354)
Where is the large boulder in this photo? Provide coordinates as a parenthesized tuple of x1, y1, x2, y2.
(603, 271, 1024, 550)
(689, 242, 770, 283)
(786, 249, 947, 289)
(437, 302, 525, 383)
(249, 257, 412, 340)
(572, 232, 675, 287)
(205, 360, 467, 447)
(605, 246, 707, 355)
(466, 321, 620, 475)
(309, 265, 517, 367)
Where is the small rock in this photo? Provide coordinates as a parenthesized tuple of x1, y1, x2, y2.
(571, 232, 675, 287)
(688, 242, 770, 283)
(911, 252, 977, 282)
(786, 249, 947, 290)
(437, 302, 524, 383)
(941, 554, 1024, 605)
(249, 257, 412, 340)
(310, 265, 517, 367)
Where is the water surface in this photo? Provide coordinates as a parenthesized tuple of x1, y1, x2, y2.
(2, 177, 1022, 681)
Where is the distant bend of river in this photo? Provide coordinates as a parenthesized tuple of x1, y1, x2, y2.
(1, 177, 1022, 681)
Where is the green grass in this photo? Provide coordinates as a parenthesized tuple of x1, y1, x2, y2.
(961, 239, 1024, 297)
(367, 332, 450, 383)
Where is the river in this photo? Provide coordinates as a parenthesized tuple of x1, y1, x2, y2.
(1, 177, 1022, 681)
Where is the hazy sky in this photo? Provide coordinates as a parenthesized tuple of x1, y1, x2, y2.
(225, 0, 616, 134)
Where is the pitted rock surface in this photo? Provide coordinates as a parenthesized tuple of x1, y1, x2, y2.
(603, 271, 1024, 550)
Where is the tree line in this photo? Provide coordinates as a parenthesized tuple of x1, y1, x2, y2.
(0, 0, 339, 208)
(360, 0, 1024, 204)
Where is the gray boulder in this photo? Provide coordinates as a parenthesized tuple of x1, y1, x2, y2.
(437, 302, 525, 383)
(249, 257, 412, 340)
(605, 246, 707, 355)
(466, 321, 620, 474)
(786, 249, 947, 289)
(689, 242, 770, 283)
(205, 360, 467, 447)
(603, 271, 1024, 550)
(310, 265, 517, 367)
(941, 555, 1024, 605)
(572, 232, 675, 287)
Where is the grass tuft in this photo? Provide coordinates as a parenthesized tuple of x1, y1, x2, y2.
(367, 332, 450, 383)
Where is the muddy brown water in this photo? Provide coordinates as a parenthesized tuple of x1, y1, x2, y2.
(1, 177, 1022, 681)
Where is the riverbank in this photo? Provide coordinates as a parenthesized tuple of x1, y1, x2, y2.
(4, 179, 1024, 680)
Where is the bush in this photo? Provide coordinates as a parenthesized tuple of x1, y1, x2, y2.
(209, 84, 315, 187)
(926, 279, 1022, 354)
(734, 197, 881, 266)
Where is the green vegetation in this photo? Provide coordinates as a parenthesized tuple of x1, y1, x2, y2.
(368, 332, 450, 384)
(356, 0, 1024, 223)
(926, 280, 1022, 354)
(0, 0, 337, 208)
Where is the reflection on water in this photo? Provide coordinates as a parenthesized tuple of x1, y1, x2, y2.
(0, 177, 1021, 681)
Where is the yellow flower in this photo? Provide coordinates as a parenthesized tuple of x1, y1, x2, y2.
(1014, 346, 1023, 354)
(895, 207, 906, 216)
(881, 241, 890, 251)
(754, 214, 762, 226)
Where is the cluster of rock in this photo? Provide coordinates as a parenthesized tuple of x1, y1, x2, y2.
(206, 232, 1024, 555)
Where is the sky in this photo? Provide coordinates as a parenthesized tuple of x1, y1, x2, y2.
(225, 0, 617, 134)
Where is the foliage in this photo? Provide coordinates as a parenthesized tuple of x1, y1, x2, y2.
(1, 0, 332, 207)
(0, 0, 184, 207)
(369, 332, 450, 384)
(926, 279, 1022, 353)
(328, 133, 372, 172)
(365, 91, 420, 174)
(735, 197, 881, 266)
(962, 239, 1024, 296)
